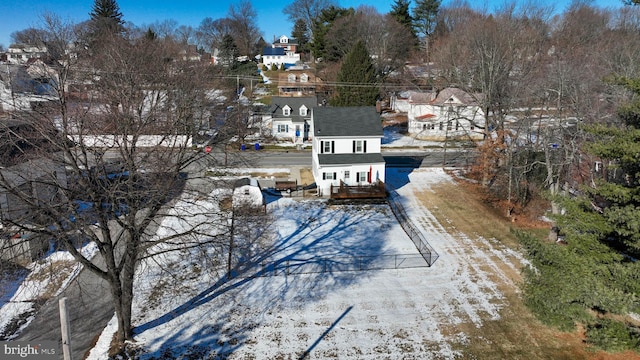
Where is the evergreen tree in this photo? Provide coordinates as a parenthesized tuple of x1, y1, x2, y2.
(292, 19, 309, 56)
(413, 0, 440, 61)
(90, 0, 124, 33)
(413, 0, 440, 37)
(144, 28, 157, 41)
(578, 77, 640, 253)
(519, 77, 640, 352)
(390, 0, 417, 44)
(331, 40, 379, 106)
(311, 6, 352, 62)
(219, 33, 238, 68)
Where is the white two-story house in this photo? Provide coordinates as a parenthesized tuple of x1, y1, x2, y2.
(262, 46, 300, 70)
(265, 96, 316, 143)
(407, 87, 485, 141)
(311, 107, 385, 196)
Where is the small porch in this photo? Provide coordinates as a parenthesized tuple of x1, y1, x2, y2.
(329, 180, 387, 200)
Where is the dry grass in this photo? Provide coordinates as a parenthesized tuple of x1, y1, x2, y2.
(418, 175, 640, 360)
(299, 168, 314, 186)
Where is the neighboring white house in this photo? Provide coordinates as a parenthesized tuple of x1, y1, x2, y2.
(395, 88, 485, 141)
(5, 44, 48, 64)
(261, 47, 300, 69)
(265, 96, 316, 143)
(311, 107, 385, 196)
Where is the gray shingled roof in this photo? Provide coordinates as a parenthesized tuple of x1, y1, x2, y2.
(313, 107, 382, 137)
(269, 96, 317, 123)
(318, 153, 385, 166)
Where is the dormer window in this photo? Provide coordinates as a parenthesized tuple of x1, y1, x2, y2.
(283, 105, 291, 116)
(300, 73, 309, 83)
(299, 105, 308, 116)
(287, 74, 296, 82)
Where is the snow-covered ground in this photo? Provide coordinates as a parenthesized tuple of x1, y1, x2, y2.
(79, 167, 527, 359)
(1, 130, 525, 359)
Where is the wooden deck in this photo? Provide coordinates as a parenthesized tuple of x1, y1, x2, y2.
(330, 181, 387, 199)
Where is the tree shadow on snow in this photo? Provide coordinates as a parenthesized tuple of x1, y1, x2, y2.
(134, 201, 400, 358)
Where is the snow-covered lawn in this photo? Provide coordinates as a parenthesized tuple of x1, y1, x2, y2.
(0, 243, 97, 339)
(78, 167, 528, 359)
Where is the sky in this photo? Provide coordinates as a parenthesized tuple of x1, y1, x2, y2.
(0, 0, 625, 49)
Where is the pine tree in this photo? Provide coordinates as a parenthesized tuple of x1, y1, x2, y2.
(89, 0, 124, 41)
(89, 0, 124, 35)
(413, 0, 440, 37)
(390, 0, 417, 44)
(330, 40, 378, 106)
(519, 77, 640, 351)
(413, 0, 440, 62)
(90, 0, 123, 21)
(577, 77, 640, 253)
(292, 19, 309, 56)
(219, 34, 239, 68)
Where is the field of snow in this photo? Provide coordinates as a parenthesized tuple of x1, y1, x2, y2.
(79, 167, 528, 359)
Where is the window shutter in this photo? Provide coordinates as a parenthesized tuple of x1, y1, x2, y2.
(333, 172, 336, 180)
(363, 140, 367, 153)
(352, 141, 356, 153)
(320, 141, 324, 154)
(331, 141, 335, 153)
(322, 173, 326, 180)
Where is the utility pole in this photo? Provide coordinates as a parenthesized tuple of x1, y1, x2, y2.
(227, 211, 235, 278)
(59, 297, 73, 360)
(6, 64, 16, 111)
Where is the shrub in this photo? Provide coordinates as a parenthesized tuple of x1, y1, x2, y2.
(586, 319, 640, 352)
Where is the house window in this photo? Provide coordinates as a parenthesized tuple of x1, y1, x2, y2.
(288, 74, 296, 82)
(439, 123, 444, 131)
(357, 172, 368, 182)
(353, 140, 366, 153)
(277, 124, 288, 133)
(447, 122, 453, 131)
(321, 141, 333, 153)
(344, 171, 350, 180)
(323, 172, 336, 180)
(301, 74, 309, 82)
(299, 106, 308, 116)
(283, 106, 291, 116)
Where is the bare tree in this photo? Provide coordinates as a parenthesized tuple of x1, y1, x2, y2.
(283, 0, 337, 40)
(0, 17, 234, 355)
(196, 17, 234, 53)
(227, 0, 262, 57)
(176, 24, 196, 45)
(10, 27, 50, 46)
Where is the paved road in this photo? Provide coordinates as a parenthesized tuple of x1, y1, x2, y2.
(220, 149, 474, 168)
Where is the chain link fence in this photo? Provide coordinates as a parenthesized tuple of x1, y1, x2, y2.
(387, 187, 440, 266)
(232, 253, 429, 278)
